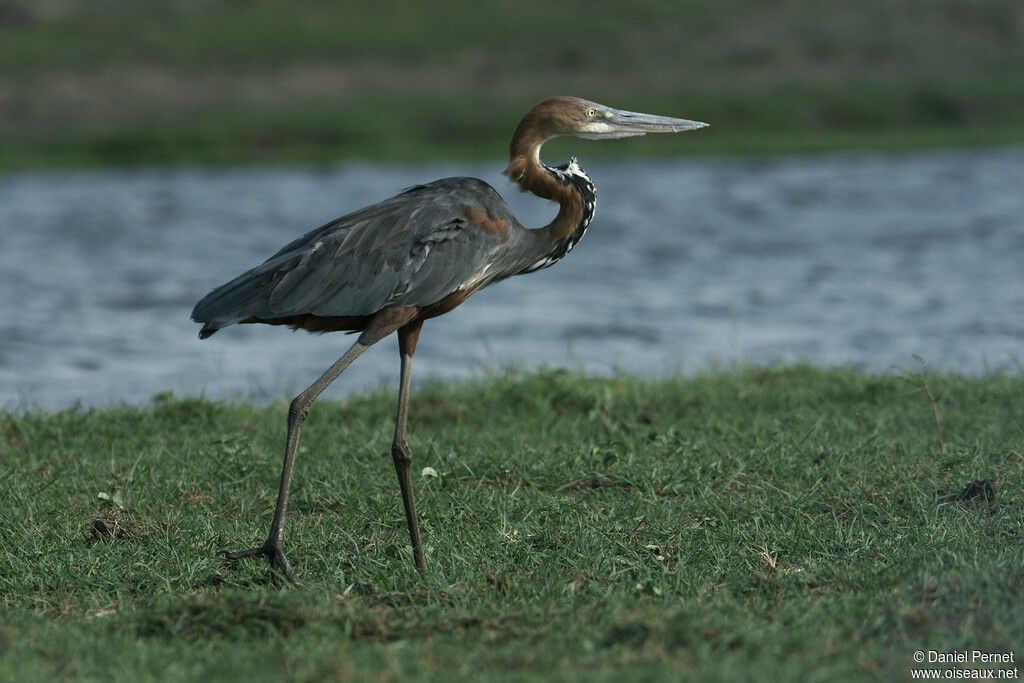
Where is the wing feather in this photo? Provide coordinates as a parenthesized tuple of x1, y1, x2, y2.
(192, 178, 514, 330)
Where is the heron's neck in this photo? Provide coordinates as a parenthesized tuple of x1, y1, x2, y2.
(504, 138, 597, 273)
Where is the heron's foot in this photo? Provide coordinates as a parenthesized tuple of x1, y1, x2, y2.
(220, 539, 304, 586)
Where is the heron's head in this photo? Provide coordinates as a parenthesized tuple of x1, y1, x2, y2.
(518, 96, 708, 143)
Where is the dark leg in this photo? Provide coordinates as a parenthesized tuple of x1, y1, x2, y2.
(221, 339, 368, 584)
(393, 321, 426, 570)
(221, 306, 420, 585)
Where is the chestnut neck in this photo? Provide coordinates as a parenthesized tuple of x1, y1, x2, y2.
(503, 127, 596, 272)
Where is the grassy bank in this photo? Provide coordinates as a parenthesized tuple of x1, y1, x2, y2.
(1, 367, 1021, 679)
(2, 1, 1024, 168)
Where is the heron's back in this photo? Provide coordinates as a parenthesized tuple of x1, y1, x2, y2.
(192, 178, 523, 337)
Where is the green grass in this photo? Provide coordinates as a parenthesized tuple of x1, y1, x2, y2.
(2, 0, 1024, 168)
(2, 367, 1022, 680)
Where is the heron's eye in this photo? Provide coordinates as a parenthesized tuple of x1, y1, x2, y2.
(586, 108, 597, 118)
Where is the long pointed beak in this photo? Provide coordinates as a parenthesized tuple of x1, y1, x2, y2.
(605, 107, 709, 134)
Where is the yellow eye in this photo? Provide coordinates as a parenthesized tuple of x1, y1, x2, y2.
(586, 108, 597, 118)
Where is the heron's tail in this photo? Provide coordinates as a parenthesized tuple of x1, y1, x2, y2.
(191, 257, 285, 338)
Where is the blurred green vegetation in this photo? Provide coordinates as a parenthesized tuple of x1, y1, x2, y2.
(1, 0, 1023, 167)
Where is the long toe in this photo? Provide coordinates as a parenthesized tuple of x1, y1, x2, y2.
(220, 545, 266, 560)
(220, 541, 305, 586)
(268, 547, 304, 586)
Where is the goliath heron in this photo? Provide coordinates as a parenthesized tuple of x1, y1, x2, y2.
(192, 96, 707, 582)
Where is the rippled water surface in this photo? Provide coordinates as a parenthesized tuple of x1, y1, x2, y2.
(2, 149, 1023, 408)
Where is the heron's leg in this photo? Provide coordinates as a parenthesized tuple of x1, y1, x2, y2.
(392, 321, 426, 570)
(221, 307, 420, 585)
(221, 339, 368, 584)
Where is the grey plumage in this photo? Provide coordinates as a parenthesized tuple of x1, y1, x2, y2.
(192, 177, 531, 334)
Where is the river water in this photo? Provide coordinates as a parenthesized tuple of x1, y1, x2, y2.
(2, 149, 1022, 409)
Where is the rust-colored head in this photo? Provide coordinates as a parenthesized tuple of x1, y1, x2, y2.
(504, 97, 707, 198)
(508, 96, 707, 160)
(510, 97, 594, 145)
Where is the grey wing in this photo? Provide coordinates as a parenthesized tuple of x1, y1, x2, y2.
(192, 178, 512, 330)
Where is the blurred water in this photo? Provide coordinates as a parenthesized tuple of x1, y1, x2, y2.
(1, 149, 1023, 409)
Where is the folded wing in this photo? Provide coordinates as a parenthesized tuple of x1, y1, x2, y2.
(192, 178, 513, 333)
